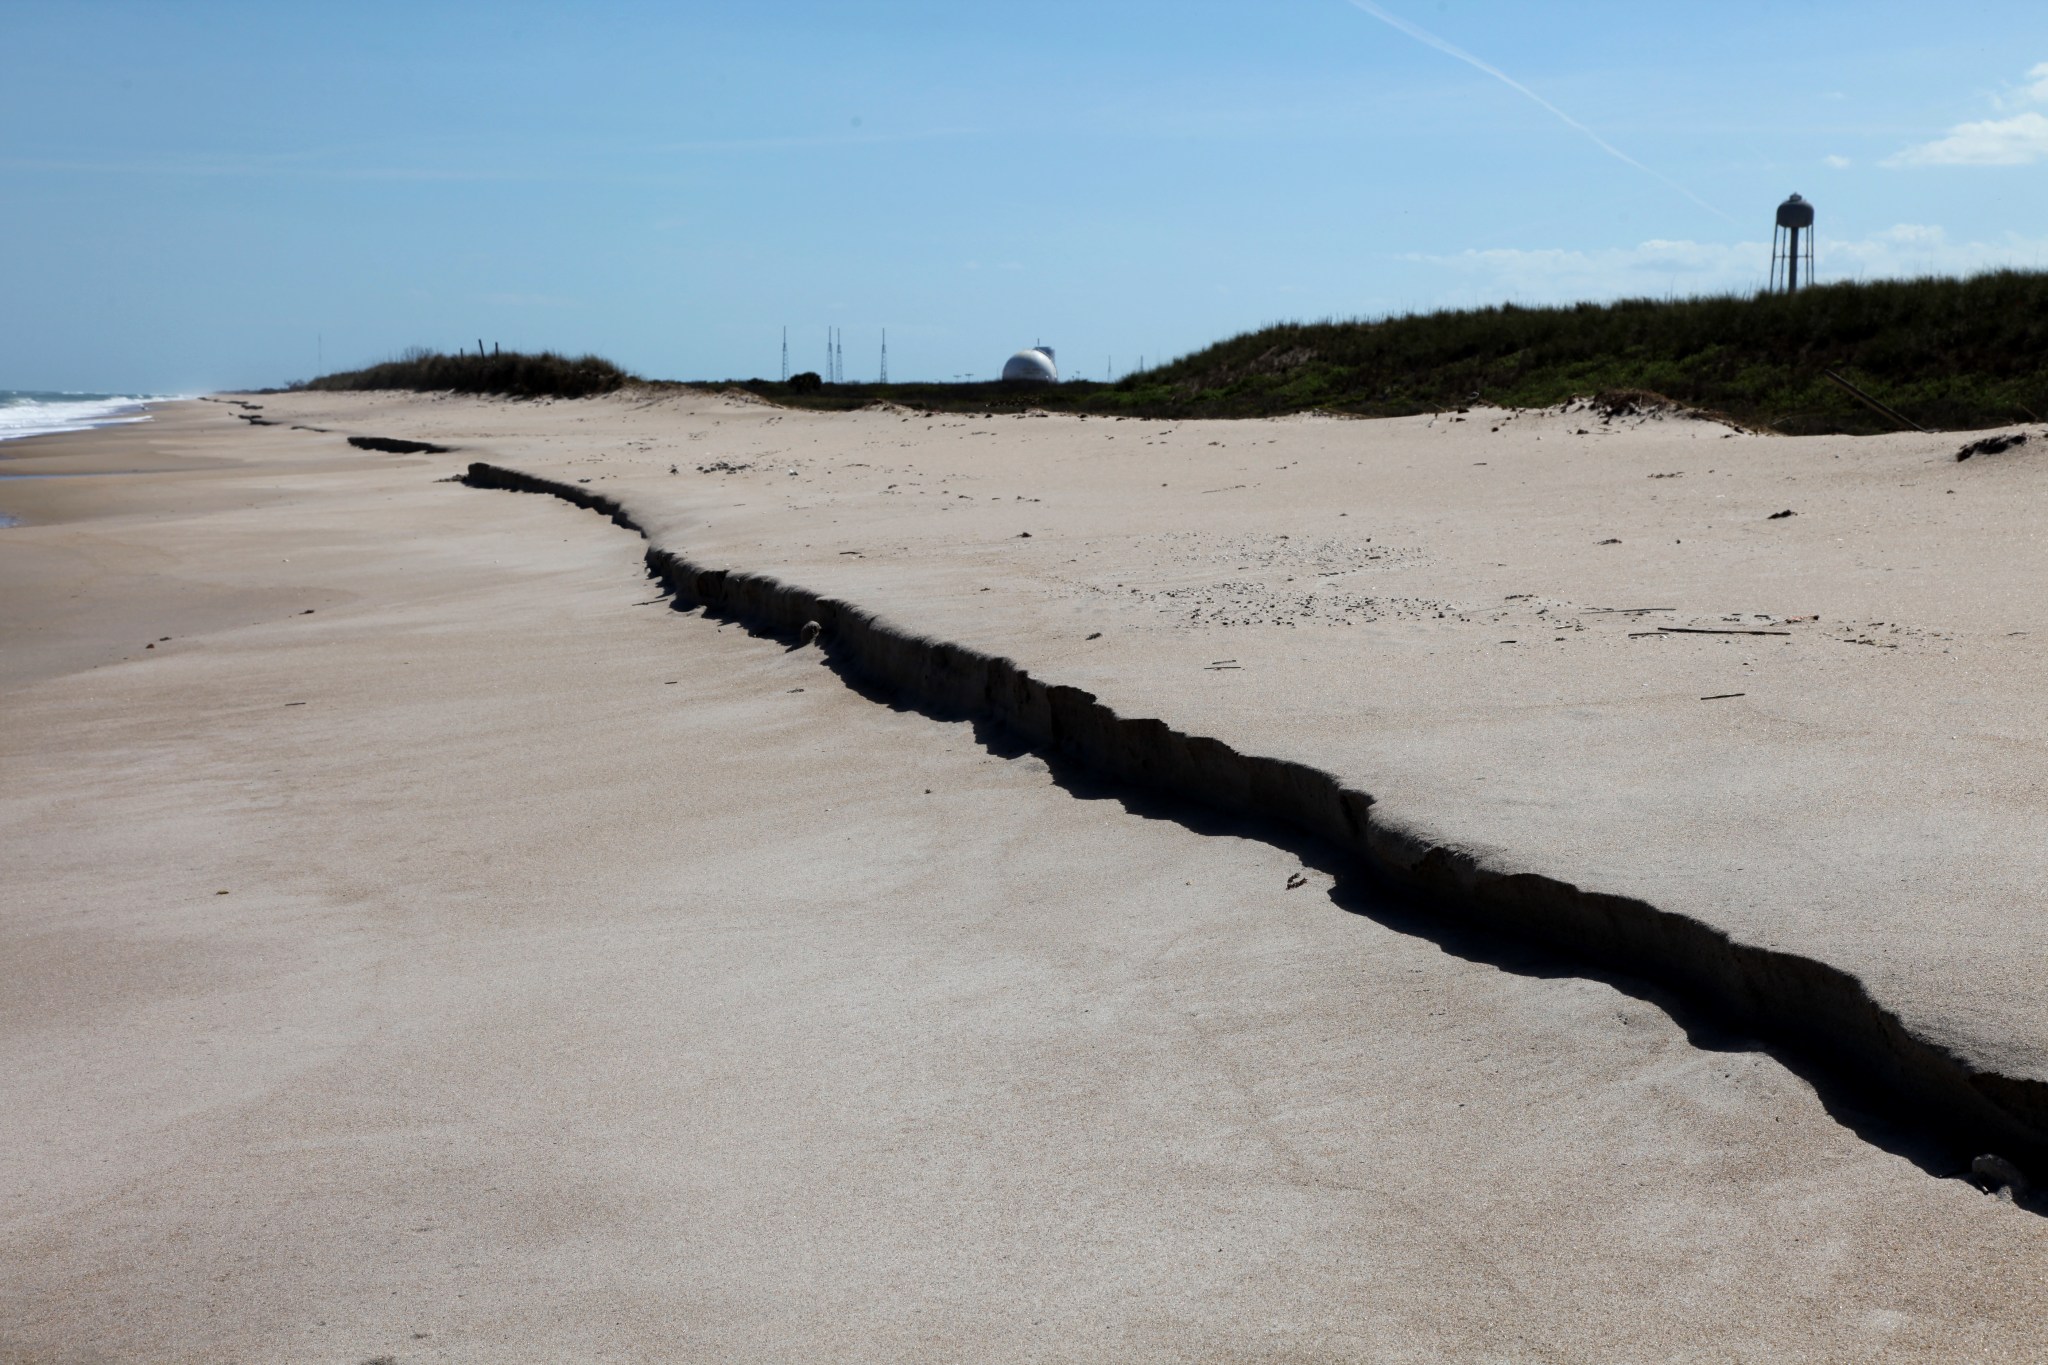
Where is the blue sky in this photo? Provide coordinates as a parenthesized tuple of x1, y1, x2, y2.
(4, 0, 2045, 391)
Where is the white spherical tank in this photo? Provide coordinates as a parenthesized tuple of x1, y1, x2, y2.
(1001, 346, 1058, 383)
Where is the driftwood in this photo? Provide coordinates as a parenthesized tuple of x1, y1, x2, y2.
(1658, 627, 1792, 637)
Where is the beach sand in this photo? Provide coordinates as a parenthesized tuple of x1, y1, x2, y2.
(4, 397, 2046, 1360)
(255, 389, 2048, 1091)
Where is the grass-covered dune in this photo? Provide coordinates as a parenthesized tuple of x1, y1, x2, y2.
(299, 348, 632, 400)
(296, 272, 2048, 434)
(747, 271, 2048, 435)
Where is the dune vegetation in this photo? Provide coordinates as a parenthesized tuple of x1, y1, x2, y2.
(743, 271, 2048, 435)
(297, 272, 2048, 434)
(299, 347, 632, 400)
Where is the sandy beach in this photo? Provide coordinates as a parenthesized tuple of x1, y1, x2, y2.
(261, 388, 2048, 1102)
(5, 395, 2048, 1361)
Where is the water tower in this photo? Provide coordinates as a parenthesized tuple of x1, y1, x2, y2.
(1770, 193, 1815, 293)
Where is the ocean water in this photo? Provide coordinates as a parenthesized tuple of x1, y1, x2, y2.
(0, 390, 161, 443)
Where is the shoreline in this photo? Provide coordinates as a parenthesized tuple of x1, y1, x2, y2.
(0, 391, 166, 446)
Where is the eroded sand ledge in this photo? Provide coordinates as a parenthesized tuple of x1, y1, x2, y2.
(9, 398, 2048, 1358)
(231, 385, 2048, 1158)
(461, 457, 2048, 1168)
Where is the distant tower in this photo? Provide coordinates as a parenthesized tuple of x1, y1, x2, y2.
(826, 328, 833, 382)
(781, 326, 788, 382)
(835, 328, 844, 384)
(879, 328, 888, 384)
(1771, 193, 1816, 293)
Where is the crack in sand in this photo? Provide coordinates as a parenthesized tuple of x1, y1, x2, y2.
(459, 458, 2048, 1202)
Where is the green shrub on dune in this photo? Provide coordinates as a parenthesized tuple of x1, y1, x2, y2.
(1131, 270, 2048, 434)
(301, 347, 631, 400)
(745, 270, 2048, 434)
(303, 270, 2048, 434)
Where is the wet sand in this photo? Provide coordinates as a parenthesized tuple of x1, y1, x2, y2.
(3, 399, 2046, 1361)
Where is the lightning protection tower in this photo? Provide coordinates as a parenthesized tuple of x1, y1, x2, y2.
(879, 329, 889, 384)
(781, 326, 788, 382)
(1770, 193, 1815, 293)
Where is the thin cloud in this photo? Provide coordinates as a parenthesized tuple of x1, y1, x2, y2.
(1885, 111, 2048, 167)
(479, 292, 579, 309)
(0, 154, 532, 182)
(654, 127, 980, 154)
(1887, 61, 2048, 166)
(1406, 225, 2048, 302)
(1343, 0, 1732, 222)
(1995, 61, 2048, 109)
(0, 127, 983, 182)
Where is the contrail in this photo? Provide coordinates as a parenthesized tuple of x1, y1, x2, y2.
(1345, 0, 1733, 223)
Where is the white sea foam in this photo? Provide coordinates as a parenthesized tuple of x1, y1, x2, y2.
(0, 391, 162, 443)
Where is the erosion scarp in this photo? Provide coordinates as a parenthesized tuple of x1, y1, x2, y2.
(460, 458, 2048, 1188)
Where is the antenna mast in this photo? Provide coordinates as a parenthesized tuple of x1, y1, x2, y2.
(879, 329, 888, 384)
(780, 326, 788, 382)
